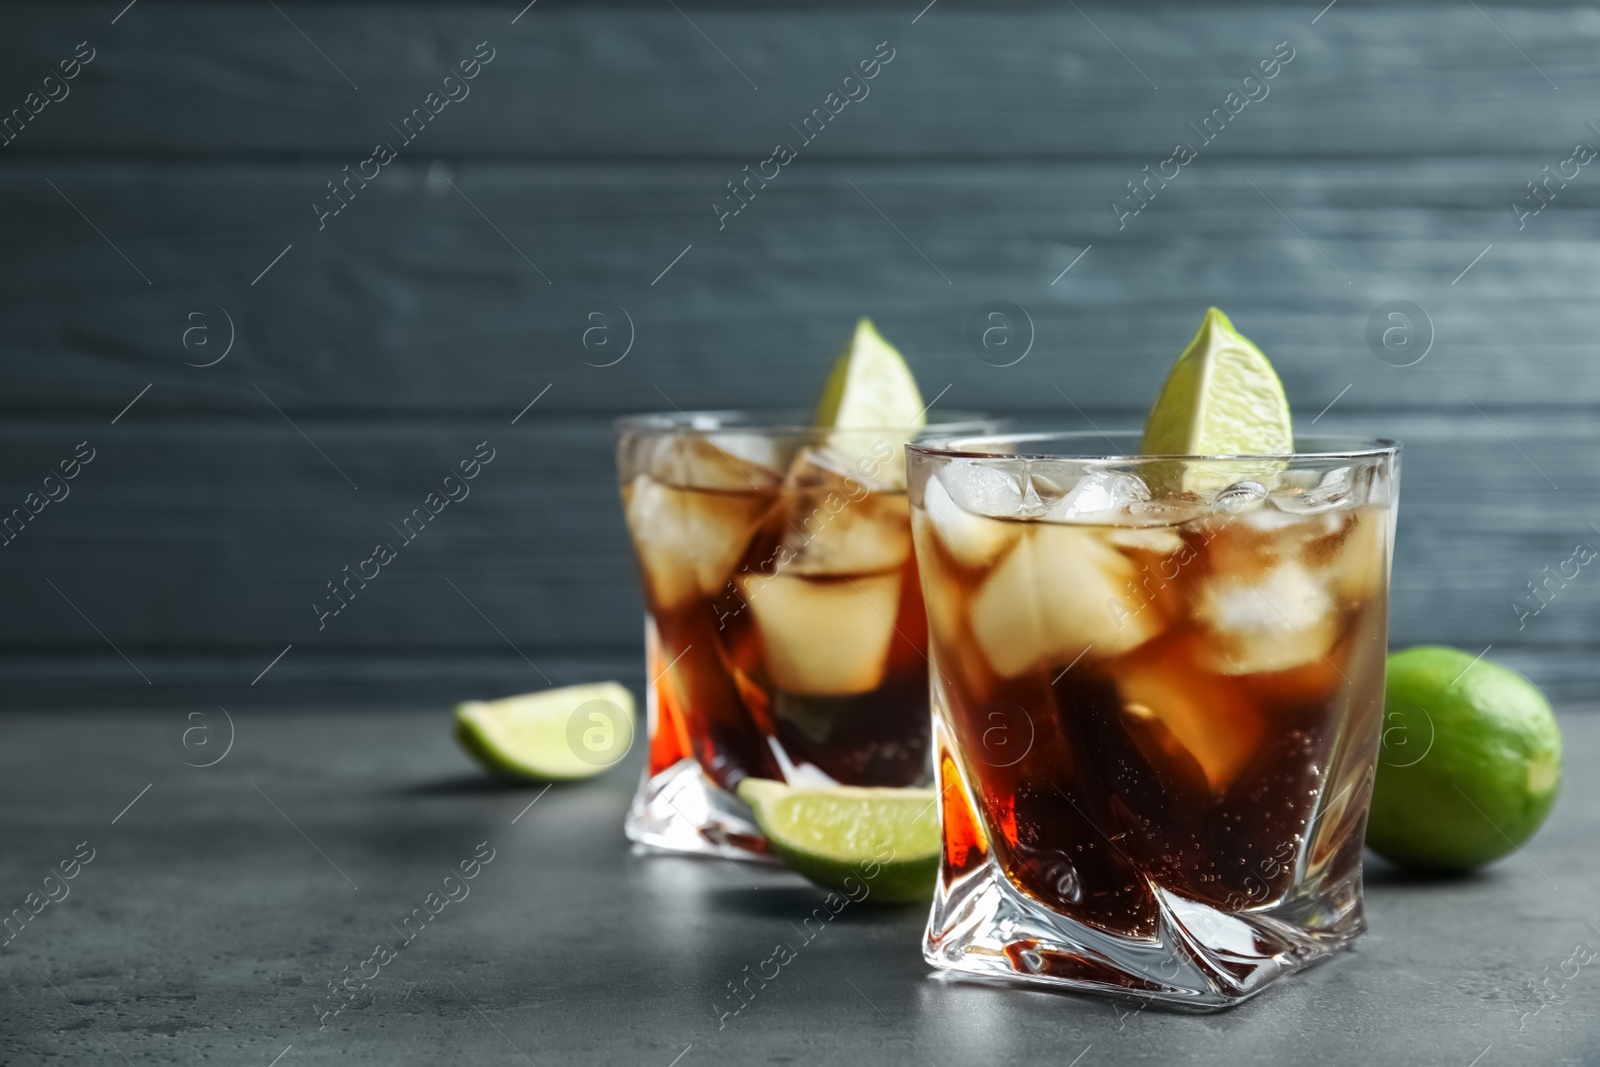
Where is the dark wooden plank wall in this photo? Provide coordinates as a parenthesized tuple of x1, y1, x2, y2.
(2, 1, 1596, 707)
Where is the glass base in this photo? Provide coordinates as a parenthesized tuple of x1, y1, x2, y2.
(924, 848, 1365, 1009)
(624, 758, 776, 864)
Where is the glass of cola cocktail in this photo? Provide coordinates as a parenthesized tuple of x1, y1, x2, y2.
(908, 431, 1399, 1007)
(618, 411, 992, 860)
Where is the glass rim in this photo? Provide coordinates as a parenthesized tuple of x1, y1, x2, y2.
(907, 429, 1401, 463)
(614, 408, 998, 436)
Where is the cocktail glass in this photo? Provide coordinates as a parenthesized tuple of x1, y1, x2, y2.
(617, 411, 995, 861)
(908, 431, 1399, 1007)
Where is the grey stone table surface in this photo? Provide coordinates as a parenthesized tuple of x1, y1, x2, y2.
(4, 706, 1598, 1067)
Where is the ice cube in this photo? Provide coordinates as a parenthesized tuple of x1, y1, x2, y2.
(1114, 642, 1262, 794)
(1103, 526, 1185, 556)
(1320, 505, 1387, 604)
(652, 434, 783, 491)
(1043, 469, 1150, 523)
(1191, 561, 1339, 675)
(921, 470, 1023, 569)
(912, 511, 964, 635)
(710, 431, 784, 474)
(624, 475, 773, 611)
(1274, 466, 1355, 514)
(1237, 504, 1313, 533)
(1201, 498, 1341, 577)
(940, 459, 1039, 518)
(778, 448, 911, 576)
(737, 571, 901, 695)
(1129, 495, 1214, 525)
(784, 494, 911, 576)
(1211, 480, 1270, 514)
(969, 524, 1163, 678)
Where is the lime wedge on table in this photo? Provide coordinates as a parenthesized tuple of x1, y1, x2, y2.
(814, 318, 926, 429)
(455, 682, 635, 781)
(737, 778, 940, 903)
(1141, 308, 1293, 492)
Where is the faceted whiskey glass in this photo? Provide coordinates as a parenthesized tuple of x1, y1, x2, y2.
(617, 411, 995, 861)
(908, 432, 1399, 1007)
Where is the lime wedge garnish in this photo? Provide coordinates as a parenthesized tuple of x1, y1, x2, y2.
(1140, 308, 1292, 492)
(814, 318, 926, 430)
(455, 682, 635, 781)
(737, 778, 939, 903)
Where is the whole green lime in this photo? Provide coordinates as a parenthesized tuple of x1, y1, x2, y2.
(1368, 646, 1562, 871)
